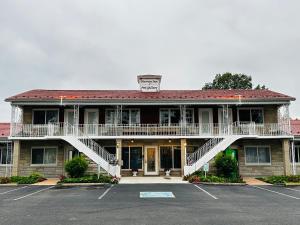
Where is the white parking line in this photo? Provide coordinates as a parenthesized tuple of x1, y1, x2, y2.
(252, 186, 300, 200)
(98, 185, 114, 200)
(285, 187, 300, 193)
(0, 186, 29, 195)
(13, 186, 54, 201)
(194, 185, 218, 200)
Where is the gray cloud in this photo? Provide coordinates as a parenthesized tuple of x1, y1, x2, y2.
(0, 0, 299, 121)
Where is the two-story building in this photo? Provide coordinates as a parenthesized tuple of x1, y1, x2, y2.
(4, 75, 296, 178)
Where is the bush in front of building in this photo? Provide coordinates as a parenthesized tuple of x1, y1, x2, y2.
(0, 177, 11, 184)
(214, 153, 239, 178)
(259, 175, 300, 184)
(64, 156, 89, 178)
(10, 173, 46, 184)
(185, 174, 244, 184)
(59, 174, 116, 184)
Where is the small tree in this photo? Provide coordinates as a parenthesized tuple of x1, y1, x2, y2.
(65, 156, 88, 178)
(214, 153, 239, 178)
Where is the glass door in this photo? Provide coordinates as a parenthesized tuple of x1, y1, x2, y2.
(64, 109, 75, 135)
(84, 109, 99, 135)
(198, 109, 213, 135)
(144, 146, 158, 175)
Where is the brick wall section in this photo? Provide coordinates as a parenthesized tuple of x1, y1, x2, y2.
(237, 139, 286, 177)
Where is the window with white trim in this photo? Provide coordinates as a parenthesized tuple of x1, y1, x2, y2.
(31, 147, 57, 165)
(238, 108, 264, 124)
(105, 109, 140, 125)
(160, 109, 194, 125)
(33, 109, 59, 124)
(245, 146, 271, 165)
(292, 145, 300, 163)
(121, 146, 143, 169)
(0, 147, 12, 165)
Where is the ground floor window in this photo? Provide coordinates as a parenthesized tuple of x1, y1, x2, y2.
(121, 147, 143, 170)
(31, 147, 57, 165)
(292, 146, 300, 163)
(0, 147, 12, 165)
(160, 146, 181, 169)
(245, 146, 271, 165)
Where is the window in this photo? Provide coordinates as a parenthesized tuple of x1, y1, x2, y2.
(33, 109, 59, 124)
(121, 147, 143, 169)
(238, 108, 264, 124)
(122, 109, 140, 125)
(31, 147, 57, 165)
(160, 146, 181, 169)
(159, 109, 181, 125)
(186, 109, 194, 124)
(0, 147, 12, 165)
(245, 146, 271, 165)
(105, 109, 140, 125)
(292, 146, 300, 163)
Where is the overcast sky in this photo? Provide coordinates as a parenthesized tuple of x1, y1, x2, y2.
(0, 0, 299, 121)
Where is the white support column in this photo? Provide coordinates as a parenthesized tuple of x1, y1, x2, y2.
(291, 140, 297, 175)
(73, 105, 80, 135)
(278, 104, 291, 133)
(10, 105, 23, 136)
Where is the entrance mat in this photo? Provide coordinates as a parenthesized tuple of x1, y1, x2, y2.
(140, 192, 175, 198)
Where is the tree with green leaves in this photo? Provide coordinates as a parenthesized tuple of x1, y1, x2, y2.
(203, 72, 266, 90)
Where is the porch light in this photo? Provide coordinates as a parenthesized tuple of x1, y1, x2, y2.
(168, 139, 172, 143)
(131, 139, 134, 143)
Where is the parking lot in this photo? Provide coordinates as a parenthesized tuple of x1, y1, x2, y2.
(0, 184, 299, 225)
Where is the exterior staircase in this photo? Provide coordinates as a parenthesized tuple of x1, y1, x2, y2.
(184, 136, 242, 176)
(62, 124, 120, 177)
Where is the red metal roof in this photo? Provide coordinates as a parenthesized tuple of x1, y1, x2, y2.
(0, 123, 10, 137)
(5, 89, 295, 102)
(291, 119, 300, 136)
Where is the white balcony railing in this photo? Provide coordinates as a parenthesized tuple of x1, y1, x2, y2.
(10, 122, 292, 138)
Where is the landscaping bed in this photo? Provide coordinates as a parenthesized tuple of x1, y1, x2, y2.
(258, 175, 300, 186)
(184, 173, 245, 185)
(58, 174, 118, 184)
(0, 173, 46, 185)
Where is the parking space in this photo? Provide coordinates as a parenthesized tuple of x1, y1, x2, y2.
(0, 184, 299, 225)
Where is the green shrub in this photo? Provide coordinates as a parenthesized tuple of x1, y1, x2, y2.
(260, 175, 300, 184)
(215, 153, 239, 178)
(65, 156, 88, 178)
(0, 177, 11, 184)
(10, 173, 45, 184)
(187, 174, 244, 183)
(59, 174, 113, 184)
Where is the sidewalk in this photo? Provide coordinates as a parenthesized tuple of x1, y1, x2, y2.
(33, 178, 59, 186)
(119, 176, 188, 184)
(243, 177, 271, 186)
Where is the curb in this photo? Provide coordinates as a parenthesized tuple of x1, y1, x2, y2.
(0, 183, 18, 187)
(194, 182, 247, 186)
(55, 183, 107, 187)
(284, 183, 300, 187)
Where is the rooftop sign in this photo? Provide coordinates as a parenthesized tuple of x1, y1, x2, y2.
(137, 75, 162, 92)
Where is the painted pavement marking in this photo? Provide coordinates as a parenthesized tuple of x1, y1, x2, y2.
(252, 186, 300, 200)
(194, 185, 218, 200)
(285, 187, 300, 193)
(98, 185, 114, 200)
(0, 186, 29, 195)
(140, 192, 175, 198)
(13, 186, 54, 201)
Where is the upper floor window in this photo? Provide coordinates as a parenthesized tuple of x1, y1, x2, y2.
(105, 109, 140, 125)
(238, 108, 264, 124)
(33, 109, 59, 124)
(160, 109, 194, 125)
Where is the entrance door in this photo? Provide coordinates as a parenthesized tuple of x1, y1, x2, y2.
(64, 109, 75, 135)
(198, 109, 213, 135)
(144, 146, 158, 175)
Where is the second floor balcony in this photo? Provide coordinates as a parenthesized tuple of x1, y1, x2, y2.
(10, 122, 292, 139)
